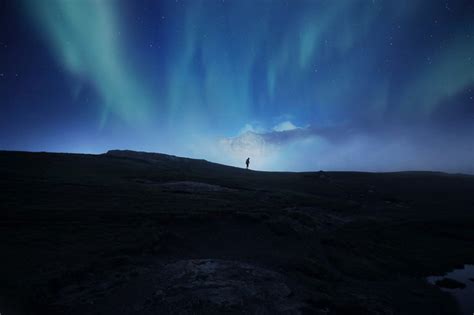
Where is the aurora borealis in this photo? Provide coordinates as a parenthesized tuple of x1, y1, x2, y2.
(1, 0, 474, 172)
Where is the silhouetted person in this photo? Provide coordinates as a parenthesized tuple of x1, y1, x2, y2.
(246, 157, 250, 169)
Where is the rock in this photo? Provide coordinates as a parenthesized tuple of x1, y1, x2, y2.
(149, 259, 303, 313)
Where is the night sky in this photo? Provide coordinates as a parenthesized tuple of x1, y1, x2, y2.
(1, 0, 474, 172)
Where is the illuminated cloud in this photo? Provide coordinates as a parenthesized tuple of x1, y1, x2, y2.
(273, 121, 298, 132)
(238, 123, 265, 135)
(218, 124, 317, 169)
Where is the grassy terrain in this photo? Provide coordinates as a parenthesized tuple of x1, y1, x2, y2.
(1, 150, 473, 314)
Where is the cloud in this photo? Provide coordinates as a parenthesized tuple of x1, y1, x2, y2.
(217, 124, 320, 169)
(272, 121, 298, 132)
(238, 123, 265, 135)
(213, 123, 474, 173)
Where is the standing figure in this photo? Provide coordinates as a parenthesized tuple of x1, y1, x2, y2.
(245, 157, 250, 170)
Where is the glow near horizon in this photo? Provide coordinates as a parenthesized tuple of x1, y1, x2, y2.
(10, 0, 474, 172)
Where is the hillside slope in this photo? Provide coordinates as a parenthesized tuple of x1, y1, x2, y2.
(1, 150, 473, 314)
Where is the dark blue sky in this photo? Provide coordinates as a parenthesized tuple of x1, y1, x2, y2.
(1, 0, 474, 172)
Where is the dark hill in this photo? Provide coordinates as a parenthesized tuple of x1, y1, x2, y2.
(1, 150, 473, 314)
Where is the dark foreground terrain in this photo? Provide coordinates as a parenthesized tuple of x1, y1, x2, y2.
(1, 150, 474, 314)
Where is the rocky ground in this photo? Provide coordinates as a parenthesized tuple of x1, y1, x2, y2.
(1, 150, 473, 314)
